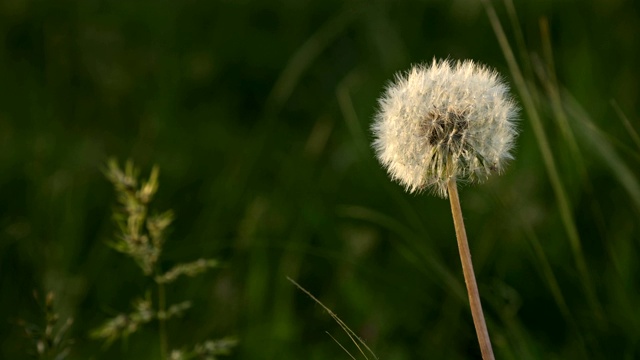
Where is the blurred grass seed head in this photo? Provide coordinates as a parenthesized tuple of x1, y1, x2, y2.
(372, 59, 519, 197)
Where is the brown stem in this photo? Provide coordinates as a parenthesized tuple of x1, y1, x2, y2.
(447, 177, 495, 360)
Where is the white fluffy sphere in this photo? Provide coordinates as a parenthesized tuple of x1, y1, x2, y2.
(372, 59, 519, 197)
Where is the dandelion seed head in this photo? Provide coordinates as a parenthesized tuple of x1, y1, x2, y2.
(372, 59, 519, 197)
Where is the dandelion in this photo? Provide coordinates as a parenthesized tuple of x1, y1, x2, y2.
(372, 59, 518, 197)
(372, 59, 519, 360)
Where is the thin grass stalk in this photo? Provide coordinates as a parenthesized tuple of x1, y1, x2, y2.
(336, 205, 466, 300)
(287, 277, 378, 360)
(479, 0, 603, 318)
(611, 100, 640, 152)
(503, 0, 534, 83)
(531, 37, 609, 247)
(158, 280, 168, 360)
(538, 19, 582, 165)
(447, 178, 494, 360)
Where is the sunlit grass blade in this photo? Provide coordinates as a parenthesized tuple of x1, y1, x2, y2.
(326, 332, 357, 360)
(287, 277, 378, 360)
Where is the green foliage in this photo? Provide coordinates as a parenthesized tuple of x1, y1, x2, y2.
(168, 338, 238, 360)
(104, 159, 165, 275)
(1, 0, 639, 359)
(19, 292, 73, 360)
(91, 296, 155, 346)
(91, 160, 233, 359)
(156, 259, 220, 285)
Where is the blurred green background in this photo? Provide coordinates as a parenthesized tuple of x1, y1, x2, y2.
(1, 0, 639, 359)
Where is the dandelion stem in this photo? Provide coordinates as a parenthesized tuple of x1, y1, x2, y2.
(158, 280, 168, 360)
(447, 177, 494, 360)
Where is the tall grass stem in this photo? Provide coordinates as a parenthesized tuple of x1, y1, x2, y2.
(479, 0, 603, 318)
(447, 178, 494, 360)
(158, 281, 168, 360)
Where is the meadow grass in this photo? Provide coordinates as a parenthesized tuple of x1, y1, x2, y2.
(91, 160, 235, 360)
(2, 0, 639, 359)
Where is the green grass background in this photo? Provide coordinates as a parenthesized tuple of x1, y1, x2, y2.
(1, 0, 639, 359)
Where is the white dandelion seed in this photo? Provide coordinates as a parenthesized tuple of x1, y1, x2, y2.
(372, 58, 518, 197)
